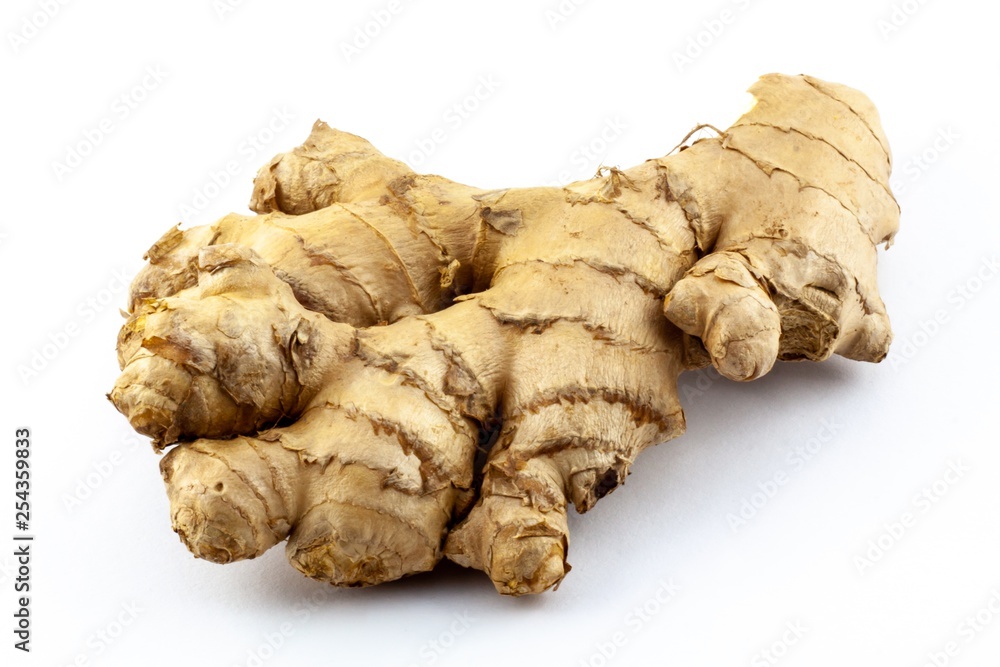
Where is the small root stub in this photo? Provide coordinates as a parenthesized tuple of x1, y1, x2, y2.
(162, 445, 289, 563)
(284, 499, 438, 588)
(446, 494, 571, 596)
(172, 506, 246, 564)
(489, 534, 569, 596)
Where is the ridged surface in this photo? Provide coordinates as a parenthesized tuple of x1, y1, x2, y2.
(110, 74, 899, 594)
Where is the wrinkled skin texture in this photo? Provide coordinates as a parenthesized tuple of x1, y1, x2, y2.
(110, 74, 899, 595)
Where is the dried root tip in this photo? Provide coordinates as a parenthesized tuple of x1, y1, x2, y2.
(110, 355, 256, 449)
(113, 245, 334, 448)
(665, 252, 780, 381)
(836, 310, 893, 363)
(250, 121, 413, 215)
(109, 355, 195, 446)
(285, 499, 438, 587)
(129, 224, 220, 310)
(161, 444, 292, 563)
(445, 495, 569, 596)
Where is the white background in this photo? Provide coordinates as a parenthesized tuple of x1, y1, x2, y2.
(2, 1, 998, 665)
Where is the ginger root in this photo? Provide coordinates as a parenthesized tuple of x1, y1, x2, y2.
(110, 74, 898, 595)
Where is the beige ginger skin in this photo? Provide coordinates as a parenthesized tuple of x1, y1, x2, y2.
(110, 74, 899, 595)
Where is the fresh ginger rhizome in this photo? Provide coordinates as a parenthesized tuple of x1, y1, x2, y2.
(110, 74, 899, 595)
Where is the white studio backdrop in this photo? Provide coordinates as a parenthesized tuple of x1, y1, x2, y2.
(2, 1, 998, 666)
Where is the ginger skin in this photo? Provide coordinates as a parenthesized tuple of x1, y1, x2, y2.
(110, 74, 898, 595)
